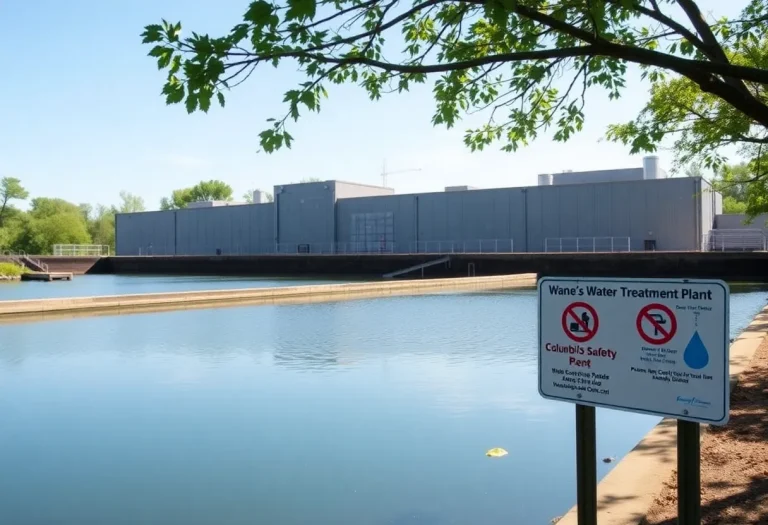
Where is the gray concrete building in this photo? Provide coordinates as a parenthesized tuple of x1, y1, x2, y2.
(115, 157, 725, 255)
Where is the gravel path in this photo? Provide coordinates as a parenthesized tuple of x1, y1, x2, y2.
(644, 338, 768, 525)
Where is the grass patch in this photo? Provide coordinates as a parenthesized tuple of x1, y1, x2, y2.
(0, 262, 27, 277)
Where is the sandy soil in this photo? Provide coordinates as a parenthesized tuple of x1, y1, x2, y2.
(644, 339, 768, 525)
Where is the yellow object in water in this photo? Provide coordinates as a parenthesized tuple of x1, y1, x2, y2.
(486, 447, 508, 458)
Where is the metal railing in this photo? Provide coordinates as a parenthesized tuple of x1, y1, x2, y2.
(701, 230, 767, 252)
(409, 239, 514, 254)
(53, 244, 111, 256)
(126, 238, 515, 256)
(1, 250, 49, 272)
(276, 242, 397, 254)
(544, 236, 631, 253)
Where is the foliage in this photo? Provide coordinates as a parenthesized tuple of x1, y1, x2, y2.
(0, 262, 26, 277)
(142, 0, 768, 160)
(723, 195, 748, 214)
(712, 160, 768, 217)
(684, 163, 704, 178)
(712, 162, 749, 200)
(160, 180, 234, 209)
(160, 188, 194, 210)
(607, 34, 768, 177)
(87, 205, 117, 249)
(0, 177, 29, 226)
(12, 198, 92, 254)
(118, 191, 146, 213)
(0, 179, 144, 254)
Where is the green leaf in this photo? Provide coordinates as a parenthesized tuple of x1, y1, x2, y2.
(148, 45, 170, 58)
(217, 92, 226, 108)
(244, 0, 274, 26)
(163, 79, 185, 104)
(169, 55, 182, 75)
(199, 90, 212, 112)
(285, 0, 316, 21)
(185, 93, 199, 113)
(141, 25, 163, 44)
(157, 49, 173, 69)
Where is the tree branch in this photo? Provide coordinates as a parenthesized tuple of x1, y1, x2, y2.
(676, 0, 753, 97)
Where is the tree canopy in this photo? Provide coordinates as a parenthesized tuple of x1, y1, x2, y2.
(14, 198, 92, 255)
(118, 191, 147, 213)
(0, 180, 149, 254)
(142, 0, 768, 170)
(0, 177, 29, 226)
(160, 179, 234, 209)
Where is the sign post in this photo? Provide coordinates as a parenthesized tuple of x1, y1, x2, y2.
(538, 277, 729, 525)
(575, 404, 597, 525)
(678, 420, 701, 525)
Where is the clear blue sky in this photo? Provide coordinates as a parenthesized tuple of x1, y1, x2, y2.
(0, 0, 744, 210)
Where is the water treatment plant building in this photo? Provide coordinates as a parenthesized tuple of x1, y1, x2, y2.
(115, 156, 724, 256)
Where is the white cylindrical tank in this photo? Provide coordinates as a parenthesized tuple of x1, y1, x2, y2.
(538, 173, 553, 186)
(252, 190, 263, 204)
(643, 155, 661, 179)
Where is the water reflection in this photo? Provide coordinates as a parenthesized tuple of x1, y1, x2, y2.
(0, 288, 764, 525)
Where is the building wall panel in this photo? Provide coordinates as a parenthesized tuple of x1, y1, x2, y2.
(276, 182, 335, 251)
(115, 211, 176, 255)
(336, 194, 416, 252)
(115, 177, 708, 256)
(525, 178, 699, 251)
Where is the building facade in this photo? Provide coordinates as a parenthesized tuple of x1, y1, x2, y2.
(115, 158, 723, 255)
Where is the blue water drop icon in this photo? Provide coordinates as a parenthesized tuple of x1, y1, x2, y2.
(684, 331, 709, 369)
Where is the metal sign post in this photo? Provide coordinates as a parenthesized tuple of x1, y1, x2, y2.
(678, 420, 701, 524)
(538, 277, 729, 525)
(576, 404, 597, 525)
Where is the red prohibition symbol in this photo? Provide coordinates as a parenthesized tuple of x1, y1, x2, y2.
(636, 303, 677, 345)
(561, 301, 599, 343)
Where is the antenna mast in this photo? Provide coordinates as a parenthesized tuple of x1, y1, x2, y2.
(380, 159, 421, 188)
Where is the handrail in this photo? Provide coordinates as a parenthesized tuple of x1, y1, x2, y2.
(544, 236, 631, 253)
(2, 249, 49, 272)
(701, 230, 766, 252)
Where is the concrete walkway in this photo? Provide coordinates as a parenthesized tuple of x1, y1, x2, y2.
(0, 273, 536, 323)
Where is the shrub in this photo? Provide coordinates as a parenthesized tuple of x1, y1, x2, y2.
(0, 262, 26, 277)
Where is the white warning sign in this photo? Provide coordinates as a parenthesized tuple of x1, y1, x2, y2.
(538, 277, 730, 425)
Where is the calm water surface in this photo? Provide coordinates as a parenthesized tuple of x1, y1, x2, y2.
(0, 288, 764, 525)
(0, 274, 349, 301)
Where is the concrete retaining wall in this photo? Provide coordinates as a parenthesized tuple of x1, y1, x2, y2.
(0, 273, 536, 321)
(103, 252, 768, 282)
(556, 305, 768, 525)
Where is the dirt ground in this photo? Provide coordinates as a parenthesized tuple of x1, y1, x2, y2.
(644, 339, 768, 525)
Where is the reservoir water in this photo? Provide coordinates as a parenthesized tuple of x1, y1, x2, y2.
(0, 274, 348, 301)
(0, 285, 765, 524)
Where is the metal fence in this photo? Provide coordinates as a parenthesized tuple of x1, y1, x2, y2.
(409, 239, 514, 254)
(544, 237, 631, 253)
(53, 244, 111, 256)
(701, 230, 767, 252)
(127, 238, 515, 256)
(275, 242, 397, 254)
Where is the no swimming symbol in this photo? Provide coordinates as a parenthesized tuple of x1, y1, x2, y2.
(636, 303, 677, 345)
(561, 302, 599, 343)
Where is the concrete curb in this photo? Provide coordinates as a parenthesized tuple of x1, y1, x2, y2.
(0, 274, 536, 322)
(556, 305, 768, 525)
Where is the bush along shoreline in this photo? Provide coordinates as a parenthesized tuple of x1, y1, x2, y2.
(0, 262, 27, 281)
